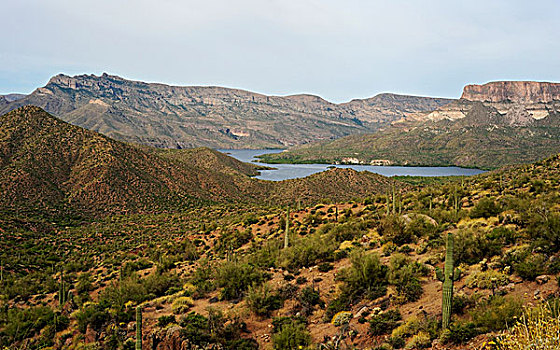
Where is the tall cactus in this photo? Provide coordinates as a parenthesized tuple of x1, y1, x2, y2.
(59, 268, 65, 306)
(136, 306, 142, 350)
(284, 207, 290, 249)
(392, 185, 396, 214)
(436, 232, 461, 329)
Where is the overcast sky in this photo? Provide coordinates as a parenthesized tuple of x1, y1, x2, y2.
(1, 0, 559, 102)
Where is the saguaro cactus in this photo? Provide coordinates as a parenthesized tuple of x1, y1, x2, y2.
(284, 207, 290, 249)
(59, 268, 65, 306)
(136, 306, 142, 350)
(436, 232, 461, 329)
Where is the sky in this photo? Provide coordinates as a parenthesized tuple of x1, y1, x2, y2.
(1, 0, 559, 102)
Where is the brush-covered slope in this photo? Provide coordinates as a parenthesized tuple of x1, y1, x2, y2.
(260, 101, 560, 169)
(0, 106, 222, 218)
(0, 73, 452, 148)
(0, 106, 404, 220)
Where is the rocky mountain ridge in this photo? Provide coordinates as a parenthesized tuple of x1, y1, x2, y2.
(401, 81, 560, 127)
(0, 73, 452, 149)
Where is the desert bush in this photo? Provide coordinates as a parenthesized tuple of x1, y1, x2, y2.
(272, 321, 311, 350)
(190, 262, 215, 297)
(466, 269, 510, 289)
(0, 306, 59, 346)
(318, 220, 370, 242)
(324, 295, 351, 323)
(471, 296, 523, 332)
(470, 198, 501, 219)
(487, 227, 517, 246)
(339, 249, 388, 301)
(278, 233, 338, 270)
(379, 215, 413, 246)
(405, 331, 431, 349)
(513, 254, 547, 281)
(317, 262, 334, 272)
(216, 228, 252, 253)
(494, 301, 560, 350)
(405, 216, 438, 239)
(246, 283, 283, 316)
(440, 321, 480, 344)
(74, 303, 111, 333)
(388, 254, 426, 303)
(370, 309, 402, 336)
(179, 310, 258, 349)
(455, 229, 502, 265)
(214, 261, 268, 300)
(297, 286, 324, 316)
(157, 315, 176, 327)
(172, 296, 194, 314)
(331, 311, 353, 326)
(452, 293, 476, 315)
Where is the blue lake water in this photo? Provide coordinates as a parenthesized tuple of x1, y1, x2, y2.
(219, 149, 486, 182)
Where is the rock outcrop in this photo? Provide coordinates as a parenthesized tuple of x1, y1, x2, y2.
(461, 81, 560, 103)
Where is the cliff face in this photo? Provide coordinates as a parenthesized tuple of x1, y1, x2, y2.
(402, 81, 560, 126)
(461, 81, 560, 103)
(0, 73, 452, 149)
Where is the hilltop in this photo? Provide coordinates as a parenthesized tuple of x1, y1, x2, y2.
(0, 106, 403, 222)
(260, 81, 560, 169)
(0, 73, 452, 149)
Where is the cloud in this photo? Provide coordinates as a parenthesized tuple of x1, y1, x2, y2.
(1, 0, 559, 102)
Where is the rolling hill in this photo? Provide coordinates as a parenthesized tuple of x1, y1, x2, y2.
(0, 106, 404, 222)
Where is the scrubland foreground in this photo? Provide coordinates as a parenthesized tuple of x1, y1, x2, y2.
(2, 108, 560, 349)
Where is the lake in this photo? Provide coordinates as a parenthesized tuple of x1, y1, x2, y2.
(219, 149, 486, 181)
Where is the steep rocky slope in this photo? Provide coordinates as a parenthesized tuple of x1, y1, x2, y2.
(0, 73, 452, 148)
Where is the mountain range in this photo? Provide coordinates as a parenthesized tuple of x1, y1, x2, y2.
(0, 73, 452, 149)
(259, 81, 560, 169)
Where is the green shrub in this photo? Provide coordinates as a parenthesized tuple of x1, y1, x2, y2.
(471, 296, 523, 332)
(452, 293, 475, 315)
(214, 261, 268, 300)
(405, 216, 438, 239)
(272, 322, 311, 350)
(369, 309, 402, 336)
(470, 198, 501, 219)
(454, 229, 501, 265)
(514, 254, 547, 281)
(0, 306, 57, 345)
(324, 295, 351, 322)
(317, 262, 334, 272)
(465, 269, 510, 289)
(279, 233, 338, 270)
(441, 321, 480, 344)
(172, 296, 194, 314)
(379, 216, 413, 246)
(388, 254, 425, 303)
(246, 283, 283, 316)
(339, 249, 388, 301)
(157, 315, 176, 327)
(405, 331, 431, 349)
(297, 286, 324, 316)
